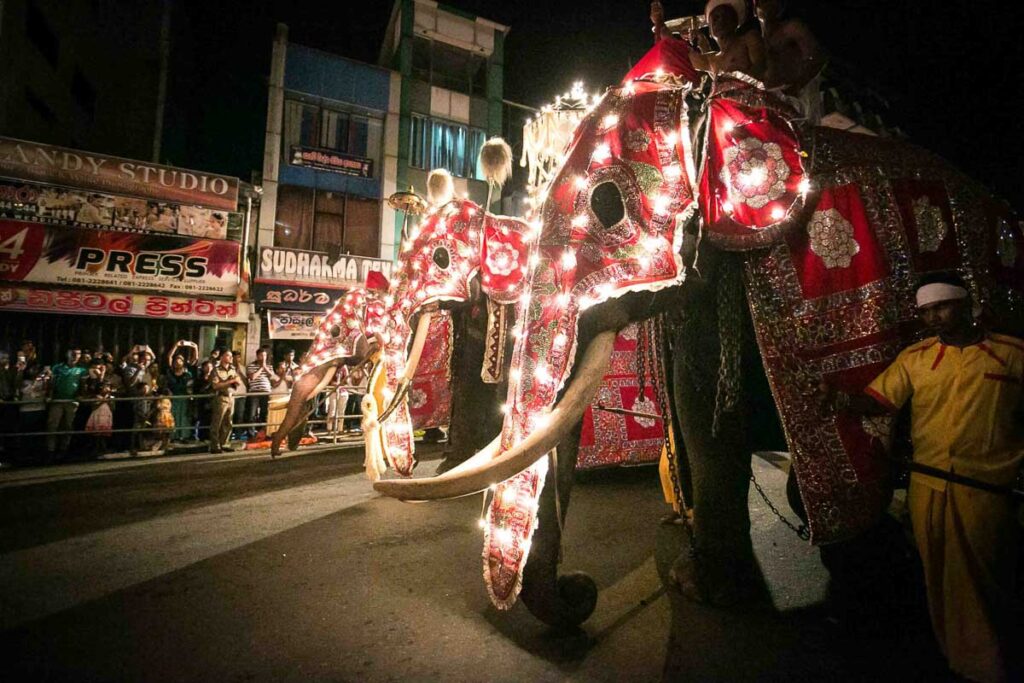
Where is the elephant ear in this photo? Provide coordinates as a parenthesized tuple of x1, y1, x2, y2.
(480, 215, 532, 304)
(698, 80, 811, 251)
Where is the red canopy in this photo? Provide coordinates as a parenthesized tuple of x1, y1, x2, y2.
(622, 38, 700, 85)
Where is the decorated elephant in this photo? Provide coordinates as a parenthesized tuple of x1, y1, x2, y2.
(271, 198, 533, 475)
(372, 42, 1023, 628)
(271, 196, 672, 479)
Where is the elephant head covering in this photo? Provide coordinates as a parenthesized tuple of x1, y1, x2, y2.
(706, 0, 747, 24)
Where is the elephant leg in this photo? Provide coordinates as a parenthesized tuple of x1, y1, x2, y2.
(519, 418, 598, 630)
(668, 257, 762, 606)
(439, 303, 504, 472)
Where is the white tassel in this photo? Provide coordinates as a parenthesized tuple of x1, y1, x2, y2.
(427, 169, 455, 207)
(479, 137, 512, 210)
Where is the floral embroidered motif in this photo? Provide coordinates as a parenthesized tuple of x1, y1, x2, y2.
(631, 395, 658, 428)
(625, 128, 652, 153)
(408, 387, 427, 410)
(720, 137, 791, 210)
(912, 196, 948, 253)
(485, 240, 519, 276)
(808, 208, 860, 268)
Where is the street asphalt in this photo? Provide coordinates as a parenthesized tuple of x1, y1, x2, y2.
(0, 443, 953, 682)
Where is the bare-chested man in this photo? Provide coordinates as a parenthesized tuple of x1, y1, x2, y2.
(652, 0, 765, 81)
(756, 0, 826, 121)
(651, 1, 765, 80)
(756, 0, 825, 93)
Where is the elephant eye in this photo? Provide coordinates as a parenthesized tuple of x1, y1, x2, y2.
(329, 325, 342, 338)
(591, 182, 625, 229)
(432, 246, 451, 269)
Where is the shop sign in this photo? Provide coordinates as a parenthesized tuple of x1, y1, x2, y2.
(267, 310, 324, 339)
(257, 246, 392, 289)
(289, 145, 373, 178)
(252, 282, 341, 311)
(0, 178, 241, 240)
(0, 136, 239, 211)
(0, 219, 240, 296)
(0, 286, 249, 322)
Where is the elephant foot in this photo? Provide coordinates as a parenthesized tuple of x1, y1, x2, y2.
(668, 549, 763, 608)
(287, 428, 303, 451)
(520, 570, 598, 631)
(270, 434, 283, 458)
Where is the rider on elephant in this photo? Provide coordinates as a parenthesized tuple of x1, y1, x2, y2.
(755, 0, 827, 122)
(651, 0, 766, 81)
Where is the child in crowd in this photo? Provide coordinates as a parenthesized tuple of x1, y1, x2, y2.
(153, 388, 175, 452)
(85, 382, 114, 456)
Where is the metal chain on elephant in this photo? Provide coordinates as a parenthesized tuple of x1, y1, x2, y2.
(712, 257, 744, 436)
(718, 257, 807, 541)
(750, 472, 810, 540)
(637, 314, 686, 509)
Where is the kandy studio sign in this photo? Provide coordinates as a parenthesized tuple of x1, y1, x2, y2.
(257, 246, 392, 289)
(0, 136, 239, 212)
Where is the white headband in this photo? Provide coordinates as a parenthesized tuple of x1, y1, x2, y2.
(915, 283, 968, 308)
(706, 0, 747, 25)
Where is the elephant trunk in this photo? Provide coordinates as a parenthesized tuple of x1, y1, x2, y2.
(518, 418, 597, 629)
(371, 330, 616, 500)
(271, 363, 336, 457)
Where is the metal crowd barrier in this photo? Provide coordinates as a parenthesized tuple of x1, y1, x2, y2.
(0, 385, 366, 446)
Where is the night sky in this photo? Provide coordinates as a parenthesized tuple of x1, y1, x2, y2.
(162, 0, 1023, 208)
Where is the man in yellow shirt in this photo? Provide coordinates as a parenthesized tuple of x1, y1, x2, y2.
(849, 273, 1022, 682)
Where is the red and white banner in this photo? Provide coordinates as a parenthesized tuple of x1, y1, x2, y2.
(0, 285, 249, 322)
(0, 219, 240, 296)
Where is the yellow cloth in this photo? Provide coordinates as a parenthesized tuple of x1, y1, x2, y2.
(866, 333, 1024, 490)
(658, 420, 682, 512)
(908, 480, 1019, 683)
(867, 333, 1023, 682)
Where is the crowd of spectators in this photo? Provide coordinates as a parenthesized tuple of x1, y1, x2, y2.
(0, 340, 311, 465)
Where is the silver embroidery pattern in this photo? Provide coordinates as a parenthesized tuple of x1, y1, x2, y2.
(996, 218, 1018, 267)
(912, 196, 948, 252)
(808, 208, 860, 268)
(631, 395, 658, 428)
(862, 415, 893, 450)
(720, 137, 791, 210)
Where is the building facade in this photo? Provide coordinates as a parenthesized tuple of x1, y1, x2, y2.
(380, 0, 509, 249)
(0, 136, 257, 363)
(0, 0, 165, 162)
(255, 1, 508, 352)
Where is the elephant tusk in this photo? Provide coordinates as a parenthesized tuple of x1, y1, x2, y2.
(373, 330, 616, 501)
(378, 311, 433, 422)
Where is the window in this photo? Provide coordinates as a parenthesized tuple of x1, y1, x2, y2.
(27, 3, 59, 68)
(274, 186, 380, 258)
(321, 109, 349, 150)
(411, 37, 487, 97)
(285, 100, 320, 149)
(284, 100, 383, 177)
(409, 115, 486, 179)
